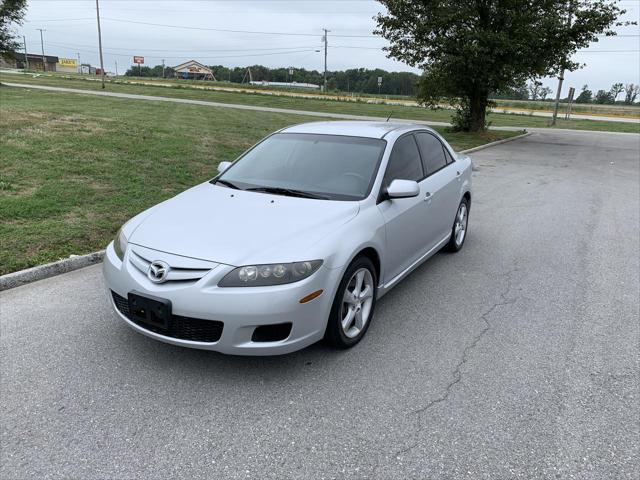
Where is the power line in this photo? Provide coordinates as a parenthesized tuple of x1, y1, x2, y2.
(23, 16, 637, 41)
(100, 17, 377, 38)
(41, 42, 322, 61)
(43, 41, 323, 53)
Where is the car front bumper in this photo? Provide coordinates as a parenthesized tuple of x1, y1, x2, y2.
(102, 242, 341, 355)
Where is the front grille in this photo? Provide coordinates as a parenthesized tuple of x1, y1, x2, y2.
(111, 291, 223, 343)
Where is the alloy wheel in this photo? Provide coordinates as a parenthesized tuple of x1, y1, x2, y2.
(340, 268, 374, 339)
(454, 203, 468, 246)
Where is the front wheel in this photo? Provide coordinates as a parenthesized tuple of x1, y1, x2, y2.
(444, 198, 469, 252)
(324, 256, 377, 349)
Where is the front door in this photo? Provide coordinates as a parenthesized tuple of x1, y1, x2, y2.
(378, 134, 431, 282)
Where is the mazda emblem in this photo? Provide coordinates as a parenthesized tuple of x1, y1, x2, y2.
(147, 260, 170, 283)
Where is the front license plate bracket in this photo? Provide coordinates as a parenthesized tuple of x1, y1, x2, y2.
(127, 291, 172, 330)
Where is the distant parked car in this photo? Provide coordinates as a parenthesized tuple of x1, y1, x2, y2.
(103, 121, 472, 355)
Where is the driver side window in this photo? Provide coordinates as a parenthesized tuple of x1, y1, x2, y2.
(383, 135, 424, 187)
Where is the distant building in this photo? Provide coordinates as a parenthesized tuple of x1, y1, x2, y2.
(0, 52, 59, 72)
(250, 81, 320, 90)
(173, 60, 216, 80)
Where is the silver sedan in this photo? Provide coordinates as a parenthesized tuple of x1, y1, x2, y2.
(103, 121, 472, 355)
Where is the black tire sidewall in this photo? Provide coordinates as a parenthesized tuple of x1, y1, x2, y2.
(445, 197, 470, 252)
(325, 256, 378, 348)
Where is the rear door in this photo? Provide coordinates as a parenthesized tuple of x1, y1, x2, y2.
(414, 132, 460, 242)
(378, 134, 431, 282)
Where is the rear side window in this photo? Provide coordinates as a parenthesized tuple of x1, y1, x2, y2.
(444, 148, 455, 164)
(415, 132, 448, 175)
(383, 135, 424, 185)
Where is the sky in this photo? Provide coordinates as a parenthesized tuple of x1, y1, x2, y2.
(14, 0, 640, 95)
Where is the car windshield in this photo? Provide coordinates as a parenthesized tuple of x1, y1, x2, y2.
(216, 133, 386, 200)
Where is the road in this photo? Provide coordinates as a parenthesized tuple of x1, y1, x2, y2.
(5, 82, 639, 133)
(1, 130, 638, 479)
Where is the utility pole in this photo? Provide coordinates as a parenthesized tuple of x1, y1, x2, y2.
(36, 28, 46, 71)
(162, 59, 165, 78)
(115, 61, 118, 77)
(22, 36, 29, 71)
(551, 1, 573, 126)
(77, 52, 81, 73)
(322, 28, 330, 92)
(95, 0, 106, 89)
(551, 75, 565, 126)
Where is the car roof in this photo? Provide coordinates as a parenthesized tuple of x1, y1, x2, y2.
(280, 121, 433, 139)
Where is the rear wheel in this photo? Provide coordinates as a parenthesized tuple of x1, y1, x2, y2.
(445, 198, 469, 252)
(325, 256, 377, 349)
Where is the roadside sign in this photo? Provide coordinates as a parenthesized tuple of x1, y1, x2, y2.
(59, 58, 77, 67)
(377, 76, 383, 85)
(565, 87, 576, 120)
(133, 56, 144, 65)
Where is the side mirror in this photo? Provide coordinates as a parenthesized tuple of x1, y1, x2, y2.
(386, 179, 420, 199)
(217, 161, 232, 174)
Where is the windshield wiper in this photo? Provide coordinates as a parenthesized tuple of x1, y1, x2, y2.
(246, 186, 329, 200)
(213, 179, 241, 190)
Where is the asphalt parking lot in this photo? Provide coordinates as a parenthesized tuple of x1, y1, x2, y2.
(1, 130, 638, 480)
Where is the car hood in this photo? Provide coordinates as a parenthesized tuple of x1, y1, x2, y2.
(129, 182, 359, 266)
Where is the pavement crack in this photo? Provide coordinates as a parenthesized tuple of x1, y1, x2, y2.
(393, 267, 519, 460)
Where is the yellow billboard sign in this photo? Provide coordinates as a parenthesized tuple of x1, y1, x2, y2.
(59, 58, 77, 67)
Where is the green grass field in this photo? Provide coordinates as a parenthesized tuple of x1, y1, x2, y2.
(0, 85, 520, 274)
(2, 73, 639, 134)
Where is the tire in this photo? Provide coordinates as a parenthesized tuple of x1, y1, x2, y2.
(444, 197, 470, 252)
(324, 256, 378, 349)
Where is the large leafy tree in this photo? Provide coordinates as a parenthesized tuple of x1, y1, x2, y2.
(375, 1, 629, 131)
(0, 0, 27, 56)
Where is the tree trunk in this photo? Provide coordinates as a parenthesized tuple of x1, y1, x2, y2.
(468, 92, 488, 132)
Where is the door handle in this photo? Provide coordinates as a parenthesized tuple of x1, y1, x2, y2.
(424, 191, 432, 202)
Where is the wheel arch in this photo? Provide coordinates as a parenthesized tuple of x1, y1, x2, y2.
(463, 190, 471, 208)
(357, 246, 381, 282)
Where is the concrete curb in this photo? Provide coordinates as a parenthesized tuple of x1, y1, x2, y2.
(0, 251, 104, 291)
(460, 131, 531, 154)
(0, 132, 531, 292)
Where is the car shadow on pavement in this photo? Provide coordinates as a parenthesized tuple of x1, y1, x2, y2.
(106, 249, 460, 387)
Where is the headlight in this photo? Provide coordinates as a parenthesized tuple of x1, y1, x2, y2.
(113, 227, 128, 261)
(218, 260, 323, 287)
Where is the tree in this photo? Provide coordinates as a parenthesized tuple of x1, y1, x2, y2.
(375, 0, 629, 131)
(624, 83, 639, 105)
(575, 84, 593, 104)
(528, 80, 544, 100)
(610, 82, 624, 102)
(492, 81, 529, 100)
(0, 0, 27, 55)
(540, 87, 553, 100)
(594, 89, 615, 104)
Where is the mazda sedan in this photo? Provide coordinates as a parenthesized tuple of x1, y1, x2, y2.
(103, 121, 472, 355)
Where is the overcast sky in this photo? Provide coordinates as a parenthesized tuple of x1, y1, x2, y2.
(16, 0, 640, 94)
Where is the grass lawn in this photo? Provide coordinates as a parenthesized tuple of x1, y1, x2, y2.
(0, 85, 519, 274)
(2, 73, 639, 134)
